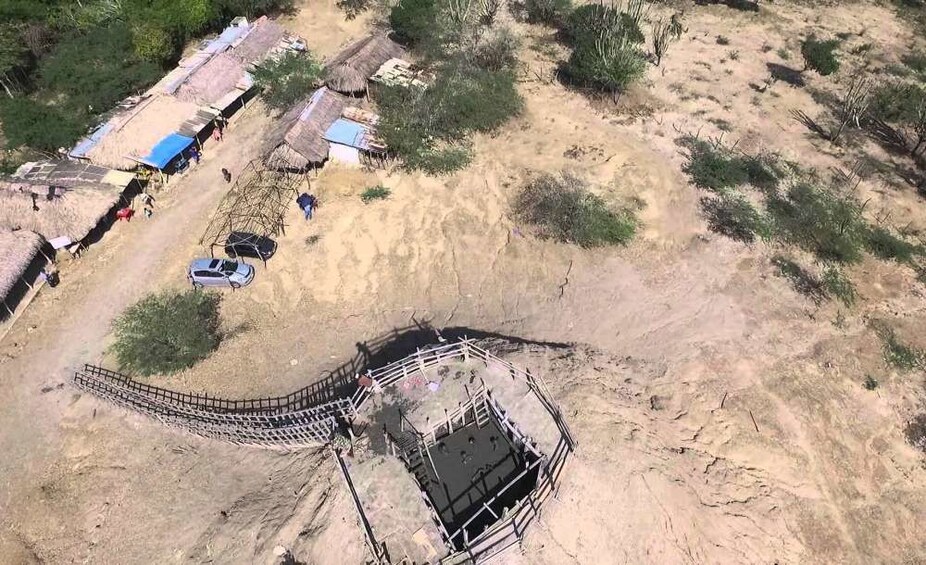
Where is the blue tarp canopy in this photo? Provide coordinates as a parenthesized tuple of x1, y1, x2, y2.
(323, 118, 371, 150)
(138, 133, 195, 169)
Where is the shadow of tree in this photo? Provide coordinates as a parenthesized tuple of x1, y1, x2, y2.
(772, 256, 827, 305)
(695, 0, 759, 11)
(767, 63, 805, 87)
(790, 108, 830, 139)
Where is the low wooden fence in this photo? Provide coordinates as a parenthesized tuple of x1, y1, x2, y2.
(74, 338, 576, 564)
(73, 365, 350, 447)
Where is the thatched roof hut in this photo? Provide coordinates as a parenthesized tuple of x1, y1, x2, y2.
(175, 52, 249, 106)
(231, 17, 289, 64)
(324, 34, 405, 94)
(0, 182, 125, 243)
(84, 96, 203, 170)
(0, 229, 44, 307)
(264, 87, 348, 169)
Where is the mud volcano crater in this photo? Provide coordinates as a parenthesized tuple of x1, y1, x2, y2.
(337, 339, 575, 564)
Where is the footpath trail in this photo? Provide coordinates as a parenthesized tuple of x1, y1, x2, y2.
(0, 108, 271, 548)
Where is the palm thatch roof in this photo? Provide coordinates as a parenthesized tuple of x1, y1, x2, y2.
(231, 17, 289, 64)
(175, 52, 249, 106)
(0, 181, 125, 243)
(324, 34, 405, 94)
(0, 230, 44, 304)
(264, 87, 348, 168)
(85, 96, 203, 170)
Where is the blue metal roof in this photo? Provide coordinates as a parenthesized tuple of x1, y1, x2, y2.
(202, 24, 251, 54)
(323, 119, 370, 150)
(138, 133, 195, 169)
(70, 121, 116, 158)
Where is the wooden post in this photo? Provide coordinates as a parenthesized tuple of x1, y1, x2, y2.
(416, 347, 426, 375)
(416, 437, 425, 471)
(445, 408, 452, 434)
(423, 439, 440, 481)
(463, 339, 470, 363)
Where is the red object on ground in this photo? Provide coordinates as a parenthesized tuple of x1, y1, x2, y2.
(116, 207, 135, 221)
(358, 375, 373, 388)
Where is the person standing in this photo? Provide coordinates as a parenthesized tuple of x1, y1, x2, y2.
(296, 193, 316, 220)
(189, 146, 201, 165)
(221, 168, 232, 183)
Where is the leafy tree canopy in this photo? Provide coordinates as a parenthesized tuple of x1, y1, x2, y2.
(0, 97, 86, 151)
(252, 51, 323, 111)
(564, 4, 643, 47)
(389, 0, 436, 46)
(214, 0, 295, 18)
(513, 172, 637, 247)
(801, 35, 840, 76)
(0, 24, 30, 77)
(38, 23, 161, 112)
(112, 289, 222, 376)
(376, 59, 523, 173)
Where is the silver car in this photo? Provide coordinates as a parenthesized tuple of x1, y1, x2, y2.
(187, 258, 255, 289)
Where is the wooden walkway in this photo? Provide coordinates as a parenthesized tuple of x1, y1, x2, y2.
(73, 364, 354, 447)
(72, 338, 577, 564)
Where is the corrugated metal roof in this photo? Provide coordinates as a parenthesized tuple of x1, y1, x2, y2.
(69, 120, 116, 158)
(323, 118, 371, 150)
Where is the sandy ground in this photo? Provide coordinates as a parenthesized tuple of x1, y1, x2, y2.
(2, 0, 926, 564)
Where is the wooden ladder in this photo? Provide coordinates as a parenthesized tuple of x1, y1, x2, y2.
(473, 397, 490, 428)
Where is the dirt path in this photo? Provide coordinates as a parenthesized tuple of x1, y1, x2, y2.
(0, 105, 273, 558)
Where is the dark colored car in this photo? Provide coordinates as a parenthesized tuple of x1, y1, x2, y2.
(224, 231, 277, 262)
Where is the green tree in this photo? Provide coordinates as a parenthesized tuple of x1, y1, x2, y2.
(376, 60, 523, 173)
(513, 172, 637, 247)
(563, 35, 647, 99)
(767, 182, 868, 263)
(564, 4, 643, 47)
(132, 22, 175, 64)
(52, 0, 126, 32)
(389, 0, 436, 45)
(524, 0, 572, 26)
(213, 0, 295, 18)
(112, 290, 222, 376)
(130, 0, 213, 40)
(0, 0, 60, 23)
(0, 97, 85, 150)
(801, 35, 840, 76)
(0, 24, 29, 97)
(700, 192, 770, 243)
(252, 51, 323, 111)
(39, 23, 161, 112)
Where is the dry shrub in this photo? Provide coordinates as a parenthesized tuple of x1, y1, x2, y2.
(513, 172, 637, 247)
